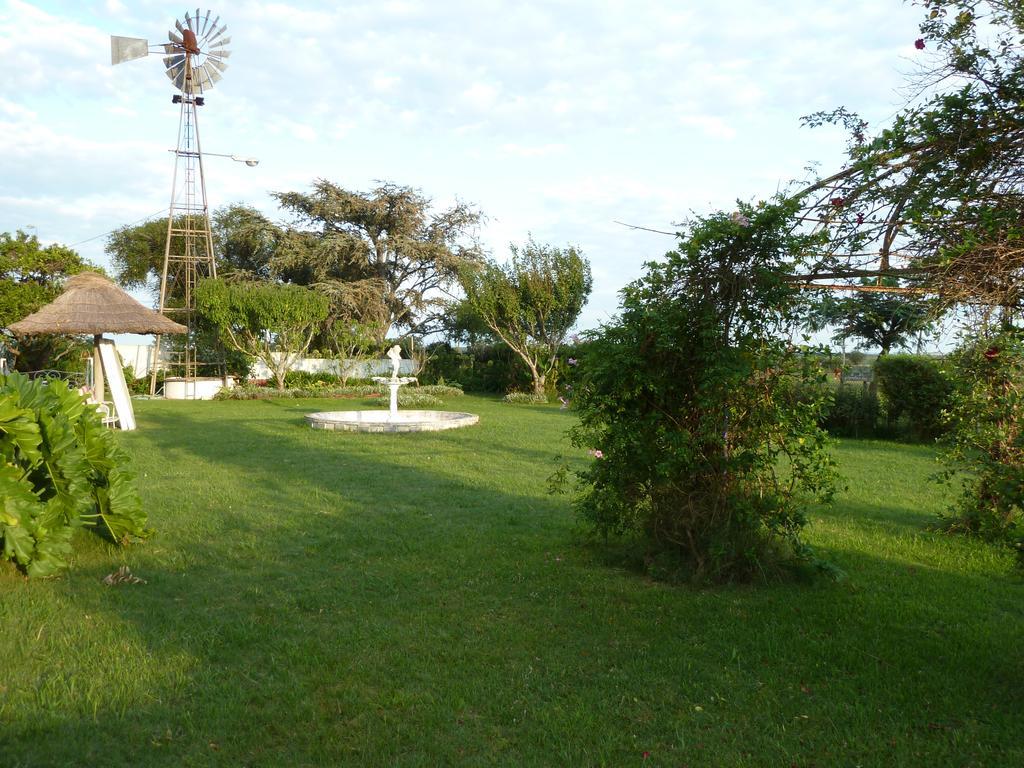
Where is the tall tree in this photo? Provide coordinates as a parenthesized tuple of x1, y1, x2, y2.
(806, 279, 936, 355)
(273, 180, 484, 341)
(793, 0, 1024, 539)
(797, 0, 1024, 317)
(105, 206, 276, 291)
(458, 238, 592, 395)
(0, 231, 92, 371)
(195, 279, 329, 390)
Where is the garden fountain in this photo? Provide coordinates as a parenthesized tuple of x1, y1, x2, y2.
(305, 345, 479, 433)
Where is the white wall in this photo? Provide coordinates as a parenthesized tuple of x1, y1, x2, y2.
(248, 357, 417, 381)
(114, 343, 155, 379)
(114, 341, 416, 382)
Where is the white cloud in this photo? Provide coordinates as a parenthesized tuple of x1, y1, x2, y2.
(461, 82, 500, 111)
(677, 114, 737, 140)
(500, 142, 565, 158)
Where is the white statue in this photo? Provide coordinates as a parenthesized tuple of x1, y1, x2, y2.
(387, 344, 403, 380)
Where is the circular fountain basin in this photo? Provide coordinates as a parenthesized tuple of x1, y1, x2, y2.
(306, 409, 479, 433)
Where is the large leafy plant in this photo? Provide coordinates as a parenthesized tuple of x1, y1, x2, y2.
(566, 201, 838, 582)
(0, 373, 148, 578)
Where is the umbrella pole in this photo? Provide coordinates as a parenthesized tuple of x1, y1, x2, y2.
(93, 334, 105, 404)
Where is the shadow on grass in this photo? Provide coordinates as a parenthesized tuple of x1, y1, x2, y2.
(4, 406, 1024, 767)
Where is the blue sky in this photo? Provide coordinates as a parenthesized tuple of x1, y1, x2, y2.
(1, 0, 929, 334)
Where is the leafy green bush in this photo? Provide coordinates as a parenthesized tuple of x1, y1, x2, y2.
(215, 381, 457, 405)
(938, 330, 1024, 553)
(503, 391, 549, 404)
(416, 384, 464, 397)
(822, 383, 879, 438)
(283, 370, 343, 390)
(396, 392, 443, 407)
(423, 342, 532, 393)
(874, 354, 952, 440)
(215, 384, 292, 400)
(124, 365, 151, 396)
(567, 202, 838, 583)
(0, 373, 148, 578)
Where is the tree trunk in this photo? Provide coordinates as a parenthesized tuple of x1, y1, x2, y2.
(532, 370, 546, 396)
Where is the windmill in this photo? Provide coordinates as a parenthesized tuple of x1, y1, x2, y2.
(111, 10, 231, 397)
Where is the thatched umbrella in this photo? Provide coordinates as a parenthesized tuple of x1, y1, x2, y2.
(8, 271, 185, 402)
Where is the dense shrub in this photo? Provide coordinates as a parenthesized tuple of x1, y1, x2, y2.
(503, 391, 549, 404)
(216, 384, 377, 401)
(283, 370, 343, 390)
(0, 373, 148, 577)
(395, 392, 443, 407)
(822, 383, 879, 438)
(874, 354, 952, 440)
(422, 342, 532, 393)
(416, 384, 464, 397)
(567, 202, 837, 583)
(938, 329, 1024, 553)
(215, 381, 458, 404)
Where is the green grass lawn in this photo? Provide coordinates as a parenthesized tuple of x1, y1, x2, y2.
(2, 395, 1022, 767)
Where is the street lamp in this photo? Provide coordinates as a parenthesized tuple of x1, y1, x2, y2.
(205, 151, 259, 166)
(166, 150, 259, 166)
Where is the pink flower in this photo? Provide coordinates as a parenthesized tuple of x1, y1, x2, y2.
(568, 357, 578, 366)
(856, 213, 865, 225)
(915, 38, 926, 50)
(588, 449, 604, 459)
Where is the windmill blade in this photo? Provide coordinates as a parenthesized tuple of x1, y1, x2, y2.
(166, 62, 185, 84)
(200, 63, 222, 86)
(199, 25, 222, 46)
(110, 35, 148, 65)
(195, 64, 213, 92)
(175, 19, 185, 35)
(207, 47, 231, 59)
(163, 43, 177, 54)
(206, 14, 220, 37)
(202, 35, 231, 52)
(163, 54, 185, 70)
(174, 69, 187, 91)
(168, 30, 183, 45)
(200, 10, 211, 35)
(185, 11, 195, 32)
(207, 24, 227, 44)
(206, 57, 228, 73)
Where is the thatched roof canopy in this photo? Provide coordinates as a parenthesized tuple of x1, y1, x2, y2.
(7, 272, 186, 336)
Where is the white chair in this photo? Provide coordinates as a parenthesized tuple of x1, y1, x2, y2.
(79, 386, 118, 428)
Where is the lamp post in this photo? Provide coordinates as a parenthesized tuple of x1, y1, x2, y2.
(167, 149, 259, 166)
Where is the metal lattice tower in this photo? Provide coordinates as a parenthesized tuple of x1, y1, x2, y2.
(150, 78, 217, 395)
